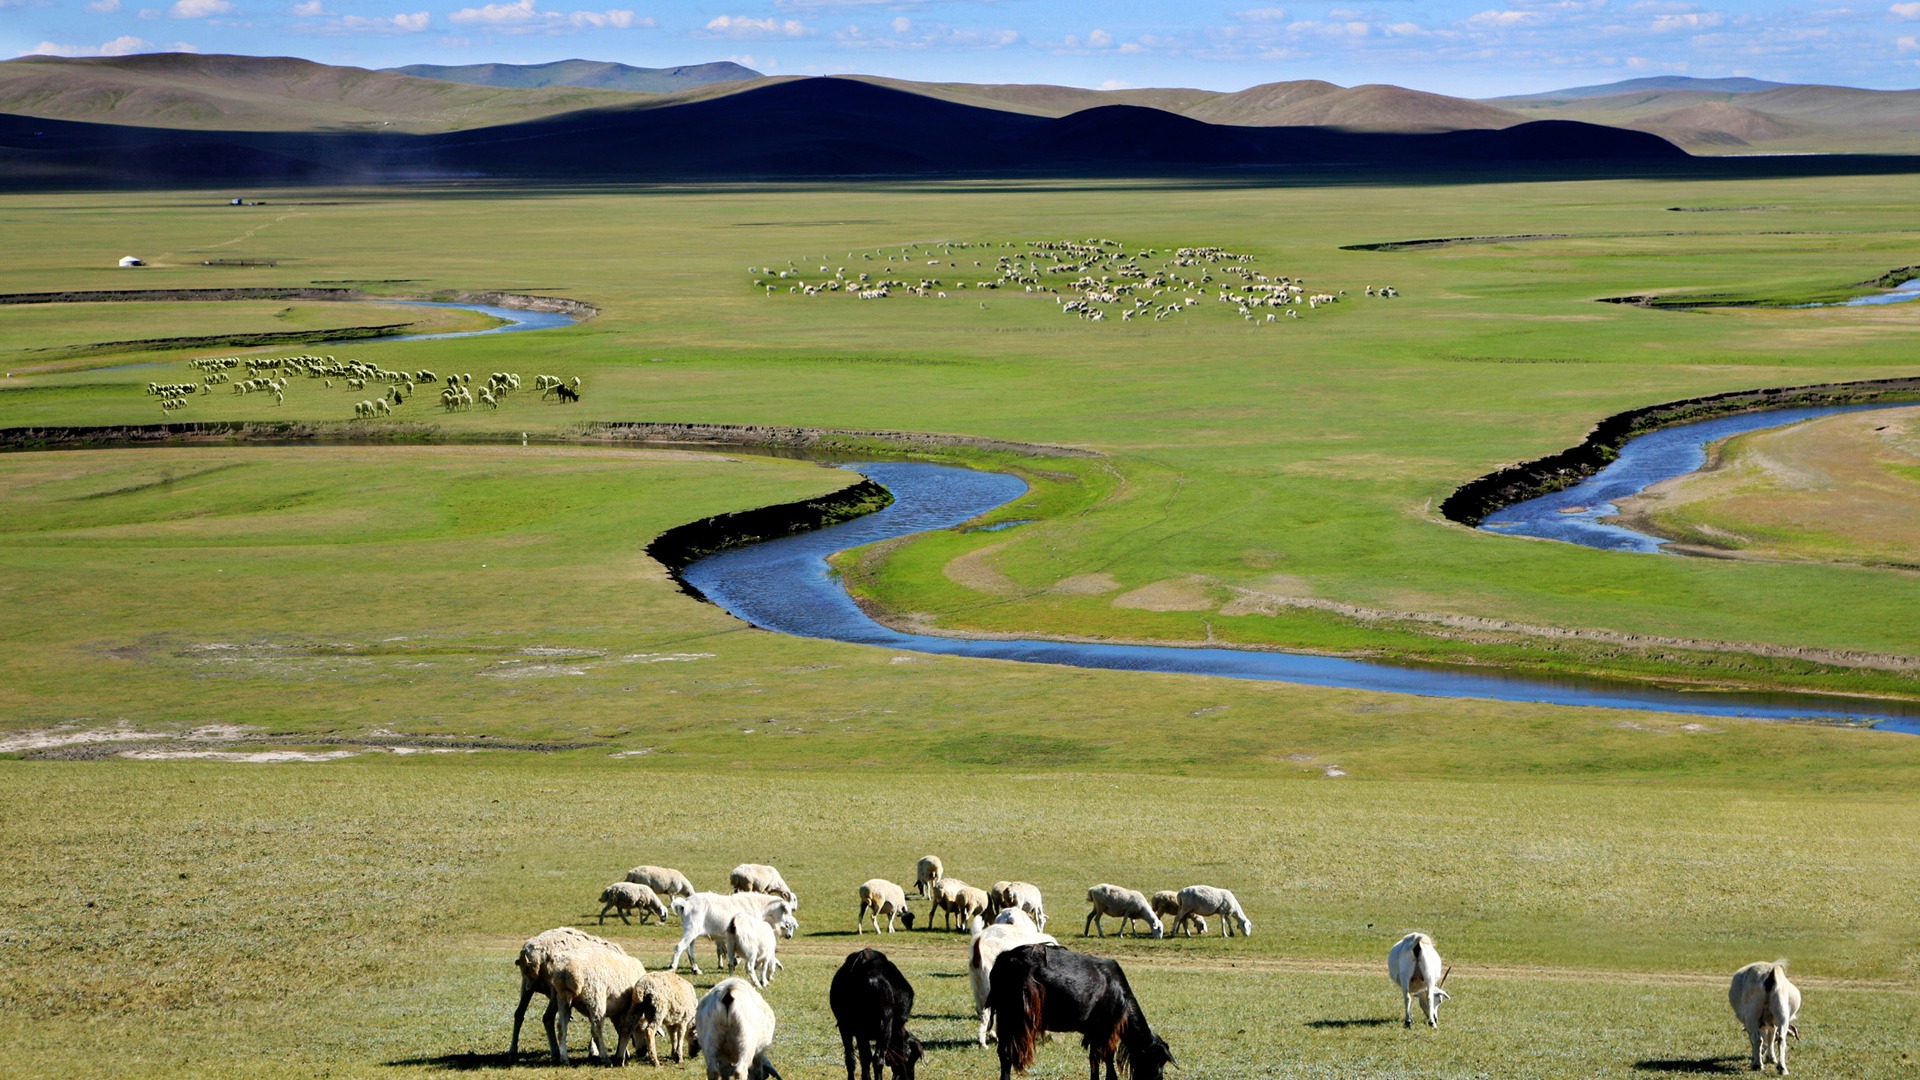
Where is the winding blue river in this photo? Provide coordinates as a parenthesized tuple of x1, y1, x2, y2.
(1481, 402, 1919, 553)
(1801, 279, 1920, 308)
(373, 301, 578, 342)
(683, 460, 1920, 732)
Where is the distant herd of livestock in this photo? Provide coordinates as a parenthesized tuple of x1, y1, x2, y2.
(146, 353, 581, 417)
(515, 857, 1806, 1078)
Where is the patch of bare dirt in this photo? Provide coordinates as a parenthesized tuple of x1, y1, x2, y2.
(942, 540, 1020, 596)
(1112, 577, 1218, 612)
(1050, 572, 1121, 595)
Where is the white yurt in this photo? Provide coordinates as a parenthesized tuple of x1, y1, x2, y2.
(118, 256, 145, 268)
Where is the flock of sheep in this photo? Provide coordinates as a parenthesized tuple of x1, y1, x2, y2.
(749, 238, 1400, 327)
(147, 353, 582, 417)
(523, 856, 1807, 1077)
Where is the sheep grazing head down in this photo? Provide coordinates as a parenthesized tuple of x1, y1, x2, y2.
(896, 909, 916, 930)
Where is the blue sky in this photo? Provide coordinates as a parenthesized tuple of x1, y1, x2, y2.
(6, 0, 1920, 97)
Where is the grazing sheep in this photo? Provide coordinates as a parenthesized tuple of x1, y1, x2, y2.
(618, 970, 699, 1066)
(831, 948, 923, 1080)
(1084, 884, 1163, 939)
(927, 877, 975, 931)
(969, 911, 1056, 1045)
(858, 878, 917, 933)
(670, 892, 797, 975)
(726, 911, 782, 987)
(1174, 885, 1252, 938)
(988, 881, 1047, 932)
(1151, 890, 1207, 937)
(697, 977, 782, 1080)
(1730, 960, 1801, 1074)
(548, 943, 649, 1065)
(953, 885, 991, 931)
(1389, 932, 1450, 1029)
(730, 863, 796, 903)
(914, 856, 943, 898)
(600, 881, 671, 925)
(626, 864, 696, 900)
(511, 927, 625, 1063)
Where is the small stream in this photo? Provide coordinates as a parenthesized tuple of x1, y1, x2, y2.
(1799, 279, 1920, 308)
(683, 460, 1920, 732)
(349, 300, 578, 342)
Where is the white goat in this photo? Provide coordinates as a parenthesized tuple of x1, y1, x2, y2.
(1174, 884, 1252, 938)
(697, 977, 782, 1080)
(725, 911, 781, 987)
(729, 862, 796, 902)
(1084, 883, 1163, 938)
(669, 892, 796, 975)
(1389, 932, 1451, 1028)
(969, 911, 1056, 1045)
(1730, 960, 1801, 1074)
(857, 878, 916, 933)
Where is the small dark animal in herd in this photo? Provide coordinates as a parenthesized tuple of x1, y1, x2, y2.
(987, 942, 1175, 1080)
(545, 383, 580, 403)
(830, 948, 923, 1080)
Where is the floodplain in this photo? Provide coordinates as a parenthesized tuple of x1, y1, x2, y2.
(1, 171, 1917, 1077)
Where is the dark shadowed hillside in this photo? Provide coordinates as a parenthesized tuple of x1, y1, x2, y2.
(0, 75, 1691, 187)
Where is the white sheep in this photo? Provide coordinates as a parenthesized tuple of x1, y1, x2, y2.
(1152, 890, 1207, 937)
(725, 911, 781, 987)
(669, 892, 797, 975)
(617, 970, 699, 1066)
(1084, 883, 1163, 938)
(857, 878, 916, 933)
(697, 977, 780, 1080)
(1730, 960, 1801, 1074)
(511, 926, 624, 1063)
(953, 884, 991, 930)
(548, 947, 649, 1065)
(928, 877, 976, 931)
(1389, 932, 1451, 1028)
(625, 864, 696, 899)
(729, 862, 796, 903)
(599, 881, 671, 925)
(915, 855, 943, 897)
(1174, 884, 1252, 938)
(969, 910, 1056, 1045)
(989, 880, 1047, 931)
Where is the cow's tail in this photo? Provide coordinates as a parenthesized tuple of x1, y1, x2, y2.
(997, 976, 1045, 1073)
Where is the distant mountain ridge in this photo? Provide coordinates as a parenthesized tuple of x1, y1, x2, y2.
(389, 59, 759, 93)
(1500, 76, 1794, 100)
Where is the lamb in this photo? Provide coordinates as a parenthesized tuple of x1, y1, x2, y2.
(1174, 884, 1252, 938)
(599, 881, 671, 925)
(970, 911, 1057, 1045)
(726, 911, 782, 987)
(1388, 932, 1451, 1028)
(988, 881, 1047, 931)
(1151, 890, 1207, 937)
(617, 970, 699, 1066)
(697, 977, 783, 1080)
(670, 892, 797, 975)
(1730, 960, 1801, 1074)
(547, 943, 650, 1065)
(1083, 884, 1163, 939)
(858, 878, 917, 933)
(730, 862, 796, 903)
(831, 947, 923, 1080)
(914, 856, 943, 898)
(625, 864, 696, 900)
(510, 926, 624, 1063)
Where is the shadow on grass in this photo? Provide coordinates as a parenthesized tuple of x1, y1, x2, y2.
(921, 1037, 986, 1053)
(384, 1051, 517, 1071)
(1631, 1055, 1746, 1074)
(1305, 1017, 1395, 1029)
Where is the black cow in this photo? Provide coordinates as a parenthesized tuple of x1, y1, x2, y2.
(829, 948, 923, 1080)
(987, 943, 1175, 1080)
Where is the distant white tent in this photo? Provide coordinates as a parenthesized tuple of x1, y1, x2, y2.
(118, 256, 145, 267)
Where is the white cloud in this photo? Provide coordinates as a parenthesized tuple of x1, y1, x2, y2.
(1892, 1, 1920, 17)
(29, 34, 155, 56)
(169, 0, 231, 17)
(1900, 32, 1920, 48)
(1087, 27, 1113, 47)
(447, 0, 648, 32)
(834, 21, 1015, 49)
(1237, 6, 1288, 20)
(328, 10, 428, 31)
(703, 14, 808, 37)
(1098, 78, 1133, 89)
(1466, 9, 1541, 27)
(1649, 10, 1723, 29)
(291, 0, 323, 13)
(87, 0, 122, 12)
(890, 15, 908, 33)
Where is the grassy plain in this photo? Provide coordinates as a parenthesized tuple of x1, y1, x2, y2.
(1, 174, 1919, 1076)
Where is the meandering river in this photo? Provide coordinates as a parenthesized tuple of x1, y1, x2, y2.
(683, 460, 1920, 732)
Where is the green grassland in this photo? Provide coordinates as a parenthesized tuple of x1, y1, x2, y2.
(2, 175, 1919, 1076)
